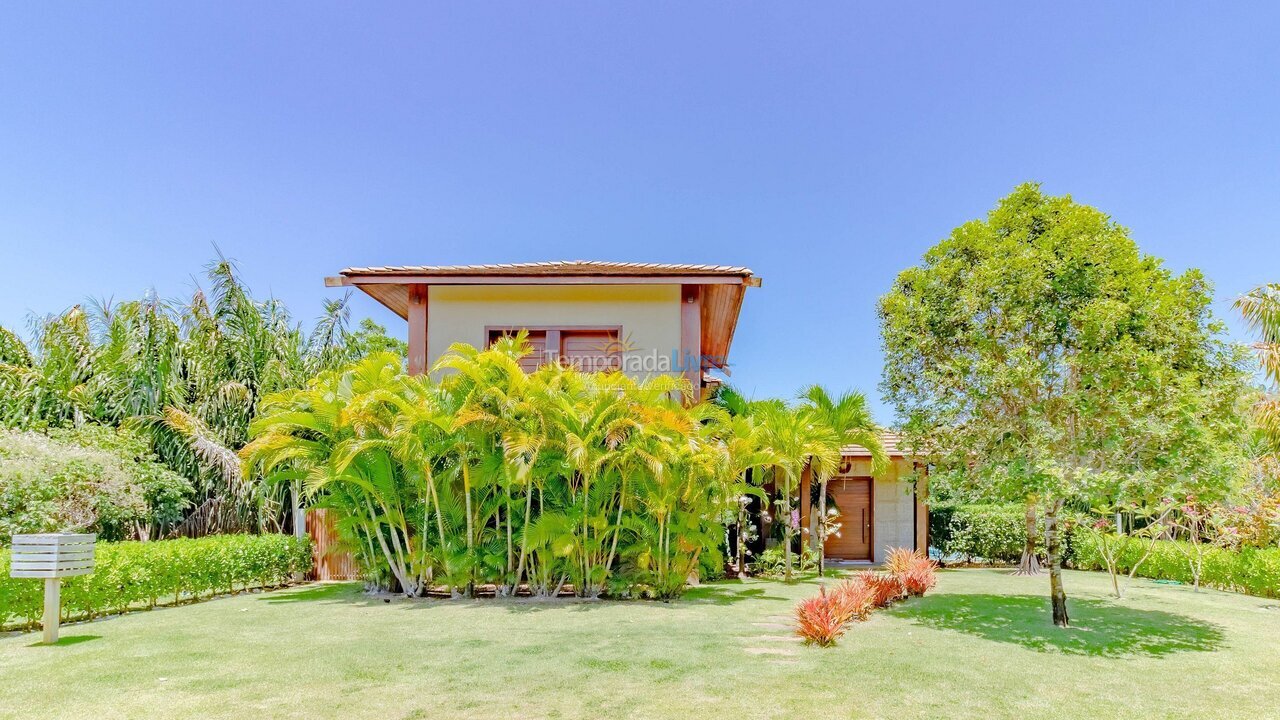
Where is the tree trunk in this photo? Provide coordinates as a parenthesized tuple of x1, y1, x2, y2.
(1014, 500, 1042, 575)
(462, 463, 475, 597)
(735, 468, 750, 578)
(782, 490, 793, 582)
(1045, 499, 1069, 627)
(736, 502, 748, 579)
(817, 479, 828, 577)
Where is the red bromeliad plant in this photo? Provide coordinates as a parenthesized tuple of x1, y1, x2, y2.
(831, 578, 875, 621)
(855, 570, 905, 608)
(794, 587, 849, 647)
(883, 548, 938, 597)
(901, 557, 938, 596)
(794, 548, 941, 649)
(883, 547, 918, 576)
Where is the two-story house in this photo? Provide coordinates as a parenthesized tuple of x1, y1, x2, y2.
(324, 260, 925, 567)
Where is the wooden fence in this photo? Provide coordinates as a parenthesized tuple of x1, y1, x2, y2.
(305, 508, 361, 581)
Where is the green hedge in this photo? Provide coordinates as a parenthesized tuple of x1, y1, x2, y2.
(1071, 531, 1280, 599)
(930, 503, 1029, 563)
(0, 534, 311, 630)
(930, 502, 1082, 565)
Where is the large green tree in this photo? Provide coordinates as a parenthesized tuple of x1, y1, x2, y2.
(879, 183, 1249, 626)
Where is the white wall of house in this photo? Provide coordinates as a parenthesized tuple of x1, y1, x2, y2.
(426, 284, 683, 381)
(873, 476, 919, 561)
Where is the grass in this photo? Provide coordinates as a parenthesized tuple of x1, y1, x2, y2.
(2, 568, 1278, 719)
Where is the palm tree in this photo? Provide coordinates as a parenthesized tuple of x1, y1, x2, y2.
(710, 385, 780, 577)
(757, 403, 840, 581)
(242, 352, 429, 595)
(799, 385, 886, 576)
(1237, 283, 1280, 445)
(0, 254, 393, 538)
(433, 333, 536, 595)
(717, 413, 771, 578)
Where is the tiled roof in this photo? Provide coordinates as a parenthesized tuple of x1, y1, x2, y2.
(842, 431, 906, 458)
(340, 260, 754, 278)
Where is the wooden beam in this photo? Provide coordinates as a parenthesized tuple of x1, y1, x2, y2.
(324, 276, 351, 287)
(680, 285, 702, 403)
(407, 285, 428, 375)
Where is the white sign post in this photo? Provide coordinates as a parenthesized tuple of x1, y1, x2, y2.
(9, 533, 96, 644)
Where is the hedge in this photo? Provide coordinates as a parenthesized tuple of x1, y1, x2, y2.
(0, 534, 312, 631)
(929, 502, 1084, 565)
(1071, 531, 1280, 599)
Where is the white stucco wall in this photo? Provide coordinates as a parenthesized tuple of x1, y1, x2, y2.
(426, 284, 683, 382)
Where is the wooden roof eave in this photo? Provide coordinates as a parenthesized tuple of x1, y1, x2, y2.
(330, 270, 761, 364)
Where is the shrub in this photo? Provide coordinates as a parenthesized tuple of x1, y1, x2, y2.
(794, 587, 849, 647)
(0, 426, 192, 543)
(750, 544, 820, 579)
(901, 558, 938, 596)
(929, 501, 1084, 565)
(929, 502, 1028, 563)
(0, 534, 311, 631)
(1071, 530, 1280, 598)
(856, 570, 905, 607)
(884, 546, 918, 575)
(830, 578, 875, 621)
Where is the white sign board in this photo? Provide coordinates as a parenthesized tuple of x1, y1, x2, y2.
(10, 533, 97, 578)
(9, 533, 96, 644)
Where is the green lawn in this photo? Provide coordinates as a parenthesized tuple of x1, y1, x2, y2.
(2, 568, 1278, 719)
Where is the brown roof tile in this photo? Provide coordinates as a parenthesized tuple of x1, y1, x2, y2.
(842, 431, 906, 458)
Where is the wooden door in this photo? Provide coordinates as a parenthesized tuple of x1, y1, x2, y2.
(825, 477, 872, 560)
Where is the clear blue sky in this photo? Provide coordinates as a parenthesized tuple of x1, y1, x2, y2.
(2, 3, 1277, 422)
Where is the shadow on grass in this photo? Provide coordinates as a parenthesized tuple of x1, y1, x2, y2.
(890, 593, 1224, 657)
(28, 634, 101, 648)
(679, 584, 790, 606)
(259, 579, 787, 612)
(261, 583, 359, 604)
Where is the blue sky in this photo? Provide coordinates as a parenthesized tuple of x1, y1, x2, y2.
(2, 3, 1277, 422)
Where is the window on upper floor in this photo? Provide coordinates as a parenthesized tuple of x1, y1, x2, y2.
(487, 326, 622, 373)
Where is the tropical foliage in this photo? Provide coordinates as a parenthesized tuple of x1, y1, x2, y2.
(244, 338, 750, 599)
(711, 384, 881, 582)
(0, 425, 191, 543)
(1235, 283, 1280, 549)
(798, 385, 885, 575)
(0, 256, 404, 537)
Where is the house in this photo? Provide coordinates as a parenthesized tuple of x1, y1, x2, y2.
(326, 260, 761, 402)
(326, 259, 927, 567)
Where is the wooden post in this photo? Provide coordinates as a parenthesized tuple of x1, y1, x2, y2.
(292, 480, 306, 539)
(43, 578, 60, 644)
(292, 480, 306, 582)
(680, 285, 701, 404)
(11, 533, 96, 645)
(407, 284, 428, 375)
